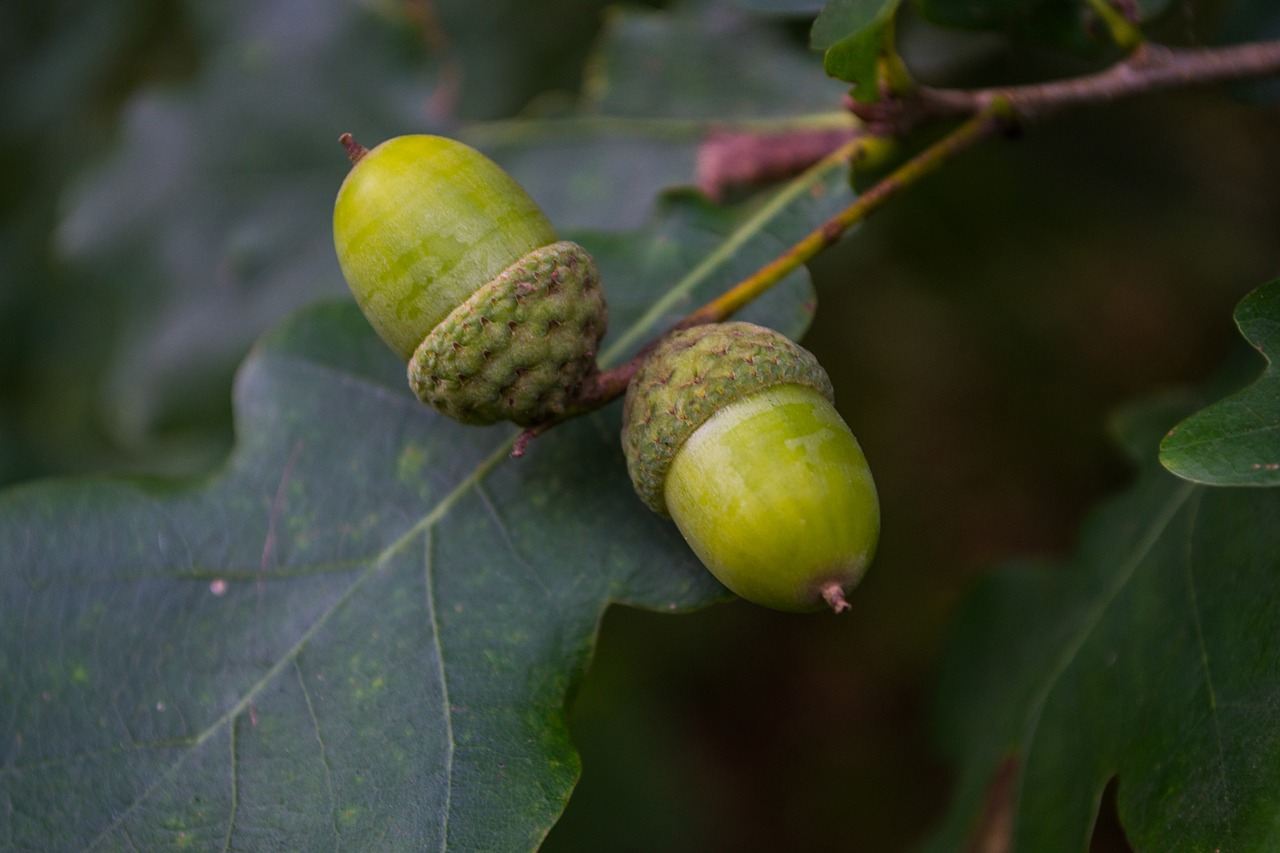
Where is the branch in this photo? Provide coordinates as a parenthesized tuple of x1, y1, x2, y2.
(512, 37, 1280, 456)
(856, 40, 1280, 133)
(679, 107, 1008, 329)
(511, 106, 1009, 456)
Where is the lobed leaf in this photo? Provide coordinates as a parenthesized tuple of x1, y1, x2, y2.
(0, 171, 850, 849)
(927, 393, 1280, 851)
(1160, 280, 1280, 487)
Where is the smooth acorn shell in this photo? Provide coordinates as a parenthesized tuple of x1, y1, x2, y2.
(664, 384, 879, 612)
(622, 322, 879, 612)
(333, 134, 559, 362)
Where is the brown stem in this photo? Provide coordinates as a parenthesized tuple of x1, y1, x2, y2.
(820, 581, 852, 614)
(339, 132, 369, 165)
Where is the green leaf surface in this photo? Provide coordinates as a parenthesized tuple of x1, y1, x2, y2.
(595, 3, 841, 119)
(730, 0, 827, 14)
(0, 176, 840, 848)
(1160, 280, 1280, 487)
(465, 2, 849, 232)
(927, 395, 1280, 851)
(810, 0, 900, 94)
(1134, 0, 1175, 20)
(913, 0, 1093, 49)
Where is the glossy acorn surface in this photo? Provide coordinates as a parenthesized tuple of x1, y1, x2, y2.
(664, 383, 879, 612)
(622, 322, 879, 612)
(333, 134, 557, 362)
(333, 134, 607, 425)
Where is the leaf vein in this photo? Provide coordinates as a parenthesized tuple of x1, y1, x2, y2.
(475, 483, 553, 602)
(1016, 481, 1197, 815)
(82, 440, 512, 848)
(1181, 492, 1232, 839)
(294, 659, 339, 850)
(223, 717, 238, 853)
(600, 148, 852, 363)
(423, 528, 454, 853)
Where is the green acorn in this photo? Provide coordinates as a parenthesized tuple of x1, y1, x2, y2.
(332, 134, 607, 426)
(622, 322, 879, 613)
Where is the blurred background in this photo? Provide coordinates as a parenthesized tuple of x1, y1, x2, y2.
(3, 0, 1277, 849)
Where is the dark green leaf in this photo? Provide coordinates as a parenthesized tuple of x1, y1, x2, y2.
(913, 0, 1093, 50)
(810, 0, 899, 94)
(1221, 0, 1280, 44)
(730, 0, 827, 14)
(1160, 280, 1280, 487)
(810, 0, 898, 49)
(1133, 0, 1175, 20)
(595, 4, 842, 120)
(1219, 0, 1280, 101)
(0, 172, 845, 848)
(927, 395, 1280, 851)
(461, 3, 849, 232)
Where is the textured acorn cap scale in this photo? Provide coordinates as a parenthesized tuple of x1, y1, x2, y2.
(408, 240, 606, 426)
(622, 322, 835, 515)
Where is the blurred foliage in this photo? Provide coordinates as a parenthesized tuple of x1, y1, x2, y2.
(3, 0, 1280, 850)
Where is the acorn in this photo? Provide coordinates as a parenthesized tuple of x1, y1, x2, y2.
(622, 322, 879, 613)
(332, 134, 607, 426)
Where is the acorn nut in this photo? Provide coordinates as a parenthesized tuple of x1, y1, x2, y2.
(621, 322, 879, 613)
(333, 134, 608, 426)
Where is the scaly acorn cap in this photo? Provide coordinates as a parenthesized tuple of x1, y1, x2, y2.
(408, 240, 606, 426)
(622, 321, 834, 515)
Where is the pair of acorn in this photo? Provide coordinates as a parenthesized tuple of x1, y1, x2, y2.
(333, 134, 879, 613)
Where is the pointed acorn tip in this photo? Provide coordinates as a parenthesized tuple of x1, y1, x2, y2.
(339, 133, 369, 165)
(821, 581, 851, 614)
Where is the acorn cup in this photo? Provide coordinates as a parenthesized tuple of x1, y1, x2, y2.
(332, 134, 608, 426)
(621, 322, 880, 613)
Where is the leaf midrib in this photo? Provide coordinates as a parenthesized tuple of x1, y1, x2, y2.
(1012, 480, 1197, 839)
